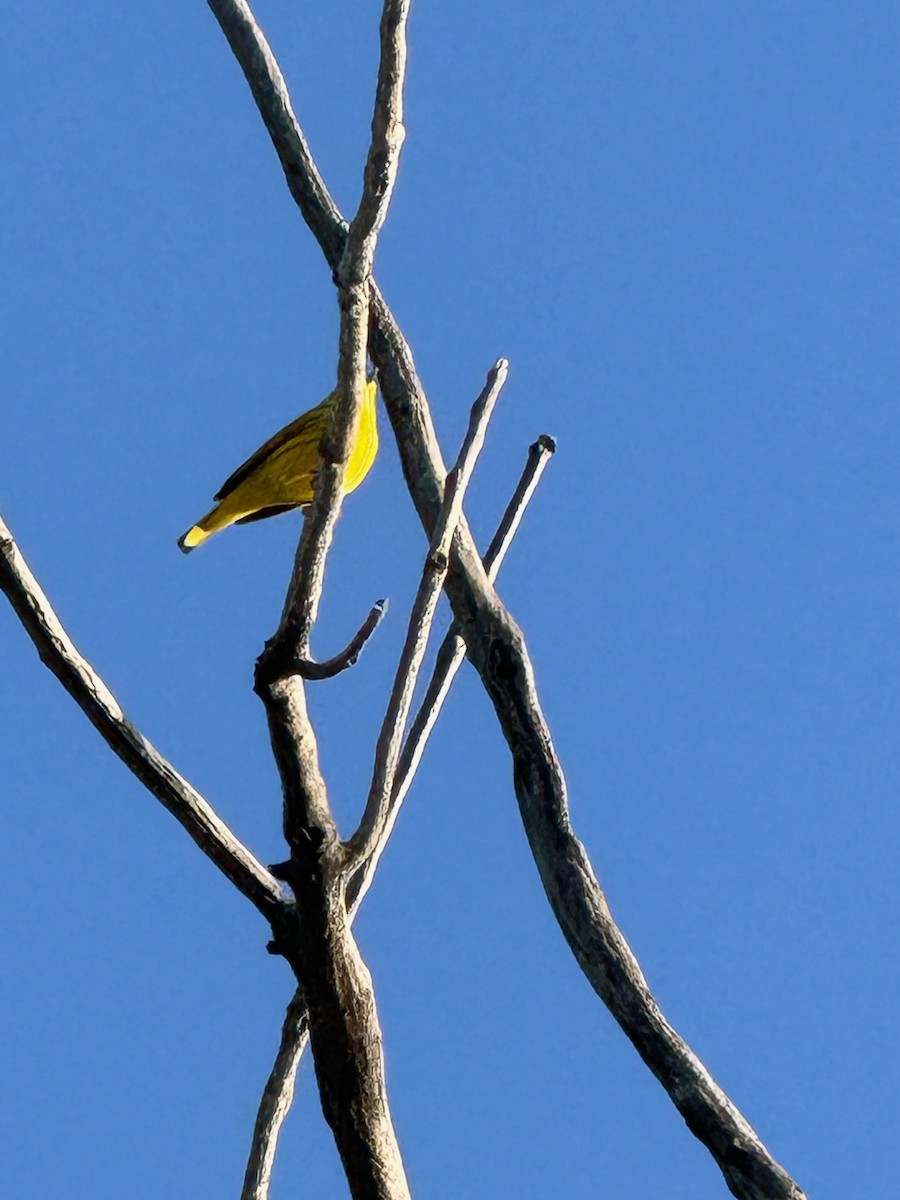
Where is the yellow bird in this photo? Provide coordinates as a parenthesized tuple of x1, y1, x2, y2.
(178, 380, 378, 552)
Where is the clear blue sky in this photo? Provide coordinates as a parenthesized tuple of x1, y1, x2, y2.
(2, 3, 896, 1197)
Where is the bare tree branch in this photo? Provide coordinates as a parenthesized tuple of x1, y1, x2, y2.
(198, 12, 809, 1194)
(480, 434, 557, 576)
(346, 359, 507, 871)
(249, 4, 414, 1197)
(259, 653, 410, 1200)
(270, 1, 409, 661)
(461, 603, 808, 1200)
(206, 0, 346, 260)
(347, 432, 556, 917)
(259, 431, 556, 1163)
(241, 988, 310, 1200)
(0, 7, 795, 1198)
(1, 6, 802, 1197)
(0, 513, 283, 920)
(339, 0, 409, 284)
(258, 599, 388, 684)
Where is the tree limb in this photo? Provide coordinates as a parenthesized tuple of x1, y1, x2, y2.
(249, 3, 414, 1196)
(256, 506, 410, 1200)
(0, 513, 283, 920)
(347, 432, 556, 917)
(256, 427, 557, 1171)
(257, 599, 387, 684)
(346, 358, 507, 872)
(206, 0, 346, 261)
(241, 988, 310, 1200)
(339, 0, 409, 284)
(201, 9, 809, 1196)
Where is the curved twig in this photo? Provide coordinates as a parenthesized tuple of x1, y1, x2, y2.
(293, 599, 388, 680)
(255, 599, 388, 686)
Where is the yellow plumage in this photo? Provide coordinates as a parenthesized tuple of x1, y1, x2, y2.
(178, 381, 378, 553)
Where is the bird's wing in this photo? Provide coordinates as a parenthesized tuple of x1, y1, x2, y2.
(234, 503, 299, 525)
(213, 406, 323, 501)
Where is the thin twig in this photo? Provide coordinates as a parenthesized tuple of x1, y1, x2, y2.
(292, 598, 388, 680)
(241, 989, 310, 1200)
(481, 434, 557, 575)
(345, 359, 508, 870)
(275, 1, 410, 656)
(266, 432, 556, 1166)
(346, 433, 556, 915)
(0, 514, 283, 920)
(395, 434, 557, 799)
(256, 599, 388, 685)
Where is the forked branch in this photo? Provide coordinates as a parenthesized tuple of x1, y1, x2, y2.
(243, 428, 556, 1191)
(257, 598, 387, 685)
(203, 6, 809, 1197)
(249, 3, 414, 1198)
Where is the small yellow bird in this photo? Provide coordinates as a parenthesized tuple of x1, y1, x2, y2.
(178, 380, 378, 552)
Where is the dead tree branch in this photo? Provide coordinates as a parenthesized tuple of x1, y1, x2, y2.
(347, 432, 556, 916)
(202, 7, 809, 1197)
(346, 358, 507, 871)
(258, 598, 388, 685)
(241, 988, 310, 1200)
(0, 513, 282, 920)
(206, 0, 345, 259)
(253, 428, 556, 1160)
(259, 662, 409, 1200)
(268, 1, 409, 664)
(249, 4, 413, 1197)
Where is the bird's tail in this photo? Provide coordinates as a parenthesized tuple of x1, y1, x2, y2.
(177, 524, 210, 553)
(177, 501, 239, 553)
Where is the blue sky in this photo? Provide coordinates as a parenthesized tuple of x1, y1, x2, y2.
(2, 3, 897, 1196)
